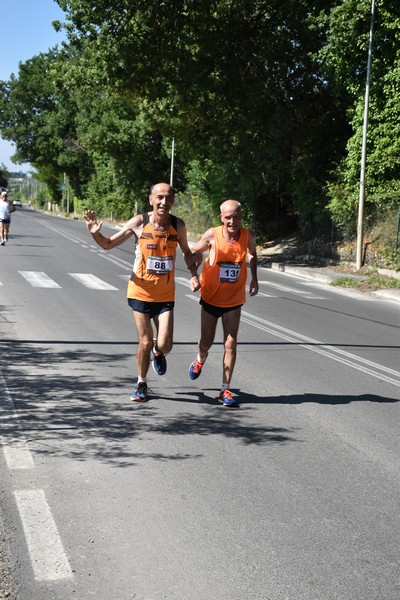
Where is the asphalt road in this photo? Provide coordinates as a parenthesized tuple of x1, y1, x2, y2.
(1, 208, 399, 600)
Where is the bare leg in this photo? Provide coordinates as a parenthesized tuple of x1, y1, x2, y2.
(198, 307, 218, 359)
(153, 310, 174, 356)
(132, 311, 154, 378)
(221, 307, 241, 386)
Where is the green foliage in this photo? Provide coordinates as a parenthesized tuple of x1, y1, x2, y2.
(0, 50, 91, 203)
(51, 0, 346, 235)
(331, 277, 360, 288)
(0, 0, 398, 252)
(0, 164, 9, 189)
(331, 274, 400, 290)
(321, 0, 400, 234)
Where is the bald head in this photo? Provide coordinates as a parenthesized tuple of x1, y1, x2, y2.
(219, 199, 243, 234)
(220, 199, 241, 215)
(150, 183, 174, 198)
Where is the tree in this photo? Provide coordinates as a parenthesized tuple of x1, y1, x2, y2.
(54, 0, 345, 235)
(0, 50, 91, 203)
(0, 164, 9, 190)
(321, 0, 400, 233)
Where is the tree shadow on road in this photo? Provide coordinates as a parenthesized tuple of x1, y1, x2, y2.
(0, 340, 300, 467)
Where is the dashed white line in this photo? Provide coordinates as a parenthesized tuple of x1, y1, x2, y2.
(14, 489, 73, 581)
(1, 371, 72, 581)
(0, 372, 35, 469)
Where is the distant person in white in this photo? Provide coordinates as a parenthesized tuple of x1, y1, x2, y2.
(0, 191, 16, 245)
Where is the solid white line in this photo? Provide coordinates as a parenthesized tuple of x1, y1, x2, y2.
(261, 281, 311, 294)
(40, 221, 81, 244)
(240, 311, 400, 387)
(258, 280, 326, 299)
(69, 273, 118, 290)
(19, 271, 61, 288)
(14, 489, 73, 581)
(176, 277, 192, 288)
(184, 296, 400, 387)
(98, 253, 132, 269)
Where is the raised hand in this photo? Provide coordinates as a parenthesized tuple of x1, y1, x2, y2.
(84, 210, 103, 234)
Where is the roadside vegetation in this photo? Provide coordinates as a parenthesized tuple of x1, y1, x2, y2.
(0, 1, 399, 271)
(331, 274, 400, 291)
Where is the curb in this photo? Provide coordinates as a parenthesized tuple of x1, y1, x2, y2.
(264, 262, 400, 304)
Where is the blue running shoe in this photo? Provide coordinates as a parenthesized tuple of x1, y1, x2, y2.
(131, 382, 149, 402)
(151, 350, 167, 376)
(189, 359, 203, 380)
(218, 389, 239, 407)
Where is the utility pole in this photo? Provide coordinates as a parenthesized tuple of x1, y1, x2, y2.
(170, 136, 175, 188)
(356, 0, 375, 270)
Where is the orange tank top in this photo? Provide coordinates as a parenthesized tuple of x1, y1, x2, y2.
(200, 226, 248, 307)
(127, 213, 179, 302)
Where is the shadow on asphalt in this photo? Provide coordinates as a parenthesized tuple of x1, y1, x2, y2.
(0, 338, 397, 468)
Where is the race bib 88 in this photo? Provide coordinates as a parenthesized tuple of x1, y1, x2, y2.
(146, 255, 173, 274)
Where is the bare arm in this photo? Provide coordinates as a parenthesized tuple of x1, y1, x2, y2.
(192, 228, 214, 255)
(84, 210, 141, 249)
(247, 230, 259, 297)
(176, 219, 203, 277)
(187, 228, 214, 292)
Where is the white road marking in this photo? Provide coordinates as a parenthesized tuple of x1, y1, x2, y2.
(40, 220, 134, 269)
(185, 295, 400, 388)
(98, 253, 132, 269)
(1, 373, 72, 581)
(4, 442, 35, 470)
(0, 371, 34, 469)
(19, 271, 61, 288)
(257, 291, 277, 297)
(240, 311, 400, 388)
(258, 280, 325, 300)
(176, 277, 191, 288)
(260, 281, 311, 294)
(69, 273, 118, 290)
(39, 221, 81, 244)
(300, 280, 376, 301)
(14, 489, 73, 581)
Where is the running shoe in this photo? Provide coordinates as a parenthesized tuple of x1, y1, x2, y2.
(151, 349, 167, 376)
(0, 239, 5, 246)
(189, 359, 204, 380)
(131, 382, 149, 402)
(218, 389, 239, 407)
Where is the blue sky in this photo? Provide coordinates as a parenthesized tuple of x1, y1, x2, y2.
(0, 0, 67, 172)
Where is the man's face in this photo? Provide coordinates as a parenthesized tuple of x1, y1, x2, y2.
(149, 184, 174, 215)
(221, 206, 242, 232)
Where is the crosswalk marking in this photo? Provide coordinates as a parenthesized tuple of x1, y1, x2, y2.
(68, 273, 118, 290)
(17, 271, 119, 290)
(19, 271, 61, 288)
